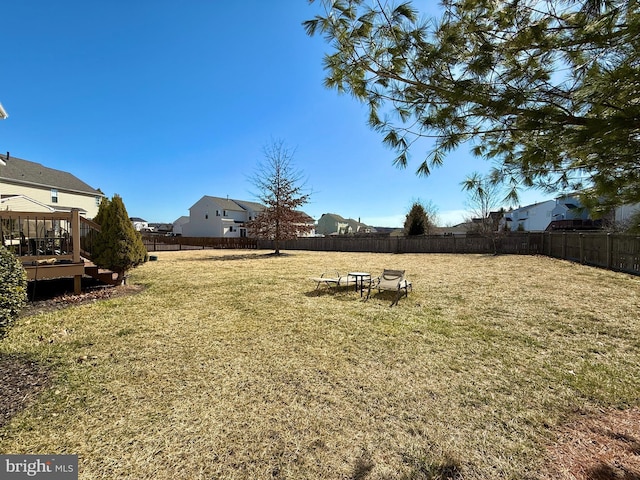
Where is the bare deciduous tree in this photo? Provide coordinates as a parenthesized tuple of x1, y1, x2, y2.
(246, 140, 312, 255)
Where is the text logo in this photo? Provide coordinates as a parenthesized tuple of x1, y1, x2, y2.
(1, 455, 78, 479)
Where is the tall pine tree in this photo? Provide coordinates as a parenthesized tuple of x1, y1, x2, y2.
(305, 0, 640, 210)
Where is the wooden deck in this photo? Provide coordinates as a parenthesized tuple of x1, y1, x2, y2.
(1, 209, 117, 293)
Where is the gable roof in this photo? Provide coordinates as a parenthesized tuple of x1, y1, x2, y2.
(0, 154, 102, 195)
(198, 196, 246, 212)
(320, 213, 347, 223)
(233, 199, 265, 212)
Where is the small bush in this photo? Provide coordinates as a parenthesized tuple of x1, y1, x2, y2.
(0, 245, 27, 338)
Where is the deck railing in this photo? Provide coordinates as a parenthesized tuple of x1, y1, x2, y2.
(0, 209, 103, 263)
(79, 216, 101, 260)
(1, 210, 82, 263)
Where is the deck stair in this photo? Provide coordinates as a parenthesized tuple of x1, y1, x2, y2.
(83, 263, 120, 285)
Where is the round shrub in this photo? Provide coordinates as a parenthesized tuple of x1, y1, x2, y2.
(0, 244, 27, 338)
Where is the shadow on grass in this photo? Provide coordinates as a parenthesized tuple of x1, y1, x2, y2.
(304, 287, 373, 304)
(27, 277, 107, 301)
(191, 252, 297, 262)
(351, 449, 375, 480)
(400, 452, 463, 480)
(0, 353, 51, 428)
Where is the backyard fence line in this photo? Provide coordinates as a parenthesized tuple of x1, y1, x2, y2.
(142, 236, 257, 251)
(142, 232, 640, 276)
(257, 232, 640, 276)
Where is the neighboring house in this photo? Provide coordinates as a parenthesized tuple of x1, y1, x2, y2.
(294, 212, 317, 237)
(348, 217, 374, 234)
(149, 223, 173, 234)
(317, 213, 350, 236)
(130, 217, 150, 231)
(501, 200, 556, 232)
(316, 213, 372, 235)
(550, 195, 590, 223)
(180, 195, 315, 238)
(182, 196, 250, 238)
(233, 199, 266, 223)
(0, 153, 104, 219)
(172, 216, 190, 235)
(440, 221, 474, 236)
(501, 195, 595, 232)
(612, 203, 640, 226)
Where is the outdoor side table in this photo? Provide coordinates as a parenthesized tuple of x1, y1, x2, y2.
(348, 272, 371, 297)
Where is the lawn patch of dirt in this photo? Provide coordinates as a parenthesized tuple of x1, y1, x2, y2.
(0, 354, 51, 429)
(544, 408, 640, 479)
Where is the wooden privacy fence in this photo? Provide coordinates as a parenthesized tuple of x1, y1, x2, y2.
(142, 232, 640, 276)
(544, 232, 640, 275)
(258, 232, 640, 276)
(143, 235, 257, 251)
(257, 233, 545, 255)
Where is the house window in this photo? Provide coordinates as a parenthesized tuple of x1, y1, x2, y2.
(205, 213, 209, 220)
(51, 189, 58, 203)
(95, 196, 101, 206)
(223, 210, 227, 216)
(216, 210, 221, 216)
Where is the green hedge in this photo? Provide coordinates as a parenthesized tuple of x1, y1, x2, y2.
(0, 245, 27, 338)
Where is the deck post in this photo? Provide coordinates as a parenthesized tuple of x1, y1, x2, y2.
(71, 209, 81, 263)
(72, 209, 82, 294)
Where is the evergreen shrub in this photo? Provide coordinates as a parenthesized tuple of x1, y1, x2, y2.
(0, 244, 27, 338)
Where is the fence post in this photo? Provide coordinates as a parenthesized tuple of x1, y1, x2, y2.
(606, 233, 612, 269)
(579, 233, 585, 264)
(562, 232, 567, 260)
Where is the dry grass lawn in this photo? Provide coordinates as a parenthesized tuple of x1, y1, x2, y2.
(0, 250, 639, 479)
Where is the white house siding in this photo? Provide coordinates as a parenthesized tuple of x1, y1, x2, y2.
(172, 216, 190, 235)
(182, 196, 247, 237)
(131, 220, 149, 231)
(507, 200, 555, 231)
(183, 196, 316, 238)
(614, 203, 640, 224)
(317, 214, 352, 235)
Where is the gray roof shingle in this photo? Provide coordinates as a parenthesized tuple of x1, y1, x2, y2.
(0, 155, 102, 195)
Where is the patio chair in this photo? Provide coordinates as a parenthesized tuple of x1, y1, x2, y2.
(310, 271, 356, 291)
(366, 269, 412, 306)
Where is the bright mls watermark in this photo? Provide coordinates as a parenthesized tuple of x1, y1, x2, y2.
(1, 455, 77, 479)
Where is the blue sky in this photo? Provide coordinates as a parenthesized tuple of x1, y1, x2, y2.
(0, 1, 545, 227)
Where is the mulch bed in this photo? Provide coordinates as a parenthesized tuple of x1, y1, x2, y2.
(544, 408, 640, 479)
